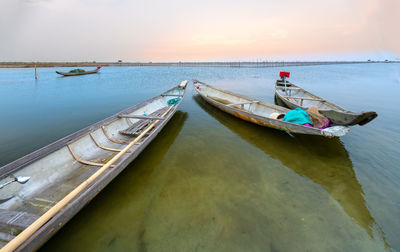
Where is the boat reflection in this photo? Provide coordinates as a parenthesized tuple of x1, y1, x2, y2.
(194, 95, 381, 239)
(109, 110, 188, 188)
(40, 111, 189, 251)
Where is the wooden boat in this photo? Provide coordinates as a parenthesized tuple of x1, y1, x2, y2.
(274, 76, 377, 126)
(193, 80, 350, 137)
(0, 80, 188, 251)
(56, 66, 101, 76)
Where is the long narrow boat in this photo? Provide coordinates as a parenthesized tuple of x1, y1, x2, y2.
(56, 66, 101, 76)
(0, 80, 187, 251)
(274, 75, 377, 126)
(193, 80, 349, 137)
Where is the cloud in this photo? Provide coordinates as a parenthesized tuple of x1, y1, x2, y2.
(0, 0, 398, 61)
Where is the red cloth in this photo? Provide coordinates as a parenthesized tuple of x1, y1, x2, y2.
(280, 71, 290, 78)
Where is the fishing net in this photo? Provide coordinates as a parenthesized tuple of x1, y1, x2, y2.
(167, 97, 181, 106)
(306, 106, 330, 129)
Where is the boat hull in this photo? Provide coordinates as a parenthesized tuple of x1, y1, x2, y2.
(56, 69, 99, 76)
(0, 82, 187, 251)
(193, 80, 349, 137)
(274, 80, 377, 126)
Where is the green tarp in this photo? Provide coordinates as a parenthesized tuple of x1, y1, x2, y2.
(69, 69, 85, 73)
(283, 107, 313, 125)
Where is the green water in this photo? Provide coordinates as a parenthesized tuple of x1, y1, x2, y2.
(0, 64, 399, 251)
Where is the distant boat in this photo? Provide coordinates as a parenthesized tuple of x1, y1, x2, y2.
(274, 72, 377, 126)
(0, 81, 187, 251)
(193, 80, 349, 137)
(56, 66, 101, 76)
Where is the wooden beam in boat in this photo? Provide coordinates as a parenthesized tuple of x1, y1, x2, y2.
(118, 115, 165, 120)
(276, 87, 301, 90)
(89, 133, 133, 153)
(67, 145, 112, 167)
(283, 96, 325, 101)
(101, 126, 130, 144)
(227, 101, 259, 107)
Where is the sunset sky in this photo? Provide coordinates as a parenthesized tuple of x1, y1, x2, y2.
(1, 0, 399, 62)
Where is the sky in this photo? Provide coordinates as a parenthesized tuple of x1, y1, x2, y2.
(0, 0, 399, 62)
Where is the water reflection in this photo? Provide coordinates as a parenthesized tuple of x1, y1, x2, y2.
(193, 95, 383, 241)
(40, 111, 188, 252)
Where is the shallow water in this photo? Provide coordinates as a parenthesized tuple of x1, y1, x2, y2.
(0, 64, 399, 251)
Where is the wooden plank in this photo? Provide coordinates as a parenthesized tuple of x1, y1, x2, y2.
(119, 106, 169, 136)
(227, 101, 259, 107)
(118, 115, 165, 120)
(0, 209, 39, 230)
(276, 86, 301, 90)
(283, 96, 324, 101)
(119, 120, 151, 136)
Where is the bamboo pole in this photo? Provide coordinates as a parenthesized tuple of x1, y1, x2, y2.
(0, 105, 175, 252)
(34, 64, 37, 80)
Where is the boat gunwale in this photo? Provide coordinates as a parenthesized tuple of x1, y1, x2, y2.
(193, 80, 327, 136)
(0, 85, 181, 180)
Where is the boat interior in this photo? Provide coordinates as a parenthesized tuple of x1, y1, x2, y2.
(276, 80, 345, 111)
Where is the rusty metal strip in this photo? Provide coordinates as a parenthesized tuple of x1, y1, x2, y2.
(89, 133, 132, 153)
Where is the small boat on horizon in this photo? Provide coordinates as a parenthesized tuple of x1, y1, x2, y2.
(56, 66, 102, 76)
(274, 71, 377, 126)
(193, 80, 350, 137)
(0, 80, 188, 251)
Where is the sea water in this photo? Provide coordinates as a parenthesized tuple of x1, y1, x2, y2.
(0, 64, 399, 251)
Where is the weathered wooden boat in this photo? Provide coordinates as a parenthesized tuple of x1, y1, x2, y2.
(193, 80, 349, 137)
(274, 72, 377, 126)
(0, 80, 188, 251)
(56, 66, 101, 76)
